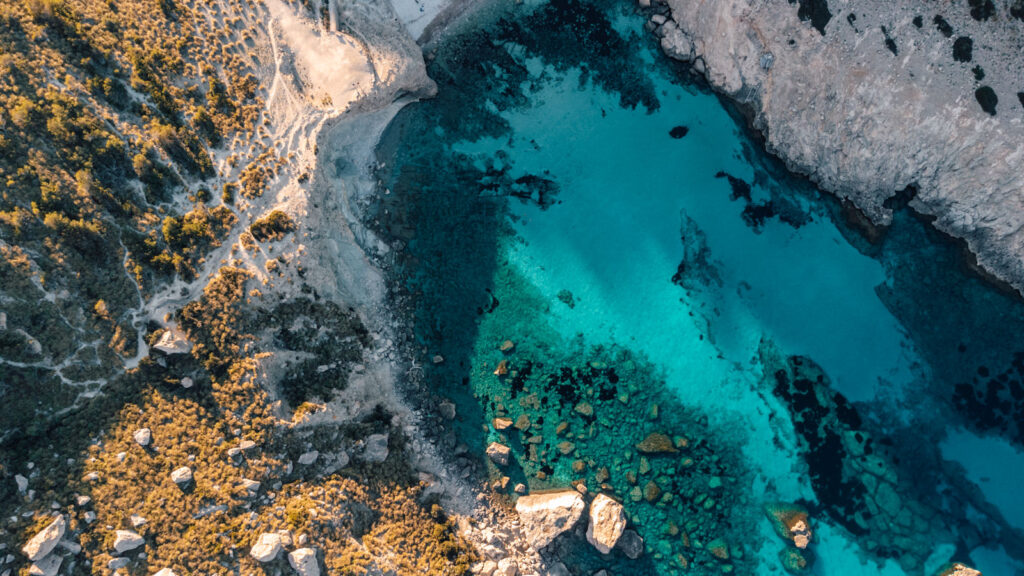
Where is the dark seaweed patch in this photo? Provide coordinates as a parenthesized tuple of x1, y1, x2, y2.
(881, 26, 898, 56)
(669, 125, 689, 139)
(972, 66, 985, 81)
(933, 15, 954, 38)
(975, 86, 998, 115)
(968, 0, 996, 21)
(952, 36, 973, 62)
(912, 15, 923, 28)
(742, 201, 776, 229)
(715, 171, 751, 201)
(1013, 0, 1024, 21)
(789, 0, 832, 35)
(1018, 92, 1024, 110)
(846, 13, 858, 31)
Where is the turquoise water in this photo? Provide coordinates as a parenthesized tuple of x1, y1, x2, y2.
(372, 0, 1024, 573)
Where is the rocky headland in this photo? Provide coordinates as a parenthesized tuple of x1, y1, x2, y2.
(650, 0, 1024, 292)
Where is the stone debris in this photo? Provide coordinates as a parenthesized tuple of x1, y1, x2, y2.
(492, 417, 513, 430)
(586, 494, 626, 554)
(298, 451, 319, 465)
(240, 478, 261, 494)
(495, 558, 517, 576)
(635, 432, 677, 453)
(486, 442, 511, 467)
(28, 554, 61, 576)
(288, 548, 320, 576)
(363, 433, 389, 463)
(15, 475, 28, 493)
(133, 428, 152, 447)
(22, 516, 65, 562)
(439, 401, 457, 420)
(108, 557, 130, 571)
(514, 491, 585, 550)
(250, 532, 282, 562)
(170, 466, 193, 485)
(112, 530, 144, 553)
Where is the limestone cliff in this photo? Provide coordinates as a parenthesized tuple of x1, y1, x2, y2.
(653, 0, 1024, 292)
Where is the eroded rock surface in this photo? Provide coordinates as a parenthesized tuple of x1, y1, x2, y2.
(514, 491, 585, 550)
(586, 494, 627, 554)
(654, 0, 1024, 292)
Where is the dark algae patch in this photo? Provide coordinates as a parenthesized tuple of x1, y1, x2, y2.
(952, 36, 973, 62)
(934, 15, 954, 38)
(669, 125, 689, 138)
(789, 0, 832, 35)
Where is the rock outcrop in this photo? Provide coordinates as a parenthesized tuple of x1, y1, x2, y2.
(653, 0, 1024, 293)
(487, 442, 511, 466)
(586, 494, 627, 554)
(112, 530, 144, 553)
(937, 563, 982, 576)
(514, 491, 585, 550)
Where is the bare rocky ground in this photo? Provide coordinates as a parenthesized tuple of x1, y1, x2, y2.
(651, 0, 1024, 293)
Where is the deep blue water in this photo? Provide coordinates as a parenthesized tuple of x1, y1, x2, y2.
(371, 0, 1024, 573)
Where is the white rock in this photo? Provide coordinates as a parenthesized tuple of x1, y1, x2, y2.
(180, 377, 193, 389)
(22, 516, 65, 561)
(75, 495, 91, 507)
(277, 529, 294, 548)
(57, 540, 80, 554)
(152, 568, 178, 576)
(495, 558, 517, 576)
(133, 428, 152, 446)
(513, 491, 585, 550)
(153, 327, 191, 355)
(240, 479, 261, 494)
(28, 554, 61, 576)
(586, 494, 627, 554)
(130, 514, 147, 528)
(363, 433, 389, 463)
(170, 467, 193, 485)
(14, 476, 27, 493)
(83, 511, 96, 524)
(108, 557, 130, 571)
(297, 451, 319, 465)
(112, 530, 144, 553)
(249, 532, 282, 562)
(287, 547, 319, 576)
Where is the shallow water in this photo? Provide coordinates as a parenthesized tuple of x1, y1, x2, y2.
(372, 0, 1024, 573)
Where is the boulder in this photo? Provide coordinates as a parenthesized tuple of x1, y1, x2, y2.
(495, 558, 517, 576)
(487, 442, 511, 467)
(616, 529, 644, 559)
(133, 428, 152, 446)
(635, 433, 677, 454)
(298, 451, 319, 465)
(153, 327, 191, 355)
(153, 569, 178, 576)
(22, 515, 65, 561)
(363, 433, 389, 463)
(764, 503, 812, 549)
(28, 554, 62, 576)
(113, 530, 144, 553)
(937, 563, 982, 576)
(586, 494, 626, 554)
(288, 548, 320, 576)
(240, 478, 261, 494)
(170, 466, 193, 485)
(15, 474, 28, 492)
(514, 491, 585, 550)
(439, 401, 456, 420)
(250, 532, 282, 562)
(108, 557, 130, 571)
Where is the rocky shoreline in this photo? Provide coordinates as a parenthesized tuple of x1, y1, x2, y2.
(647, 0, 1024, 295)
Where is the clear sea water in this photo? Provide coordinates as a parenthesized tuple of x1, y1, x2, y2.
(372, 0, 1024, 573)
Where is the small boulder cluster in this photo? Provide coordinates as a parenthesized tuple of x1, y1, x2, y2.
(249, 529, 320, 576)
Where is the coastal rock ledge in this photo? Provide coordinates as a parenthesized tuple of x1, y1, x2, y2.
(653, 0, 1024, 292)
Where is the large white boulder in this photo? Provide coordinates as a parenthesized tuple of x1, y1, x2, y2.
(153, 327, 191, 355)
(250, 532, 282, 562)
(28, 554, 62, 576)
(152, 568, 178, 576)
(586, 494, 626, 554)
(513, 491, 585, 550)
(113, 530, 145, 553)
(288, 547, 320, 576)
(22, 515, 66, 561)
(170, 466, 193, 485)
(133, 428, 152, 446)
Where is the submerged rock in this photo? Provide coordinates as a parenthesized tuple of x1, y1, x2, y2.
(250, 532, 282, 562)
(779, 547, 810, 573)
(29, 554, 62, 576)
(764, 502, 813, 549)
(586, 494, 627, 554)
(617, 529, 645, 559)
(635, 432, 677, 453)
(514, 491, 585, 549)
(22, 515, 65, 561)
(288, 547, 320, 576)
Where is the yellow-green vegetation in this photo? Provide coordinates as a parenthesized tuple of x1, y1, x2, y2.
(249, 209, 296, 242)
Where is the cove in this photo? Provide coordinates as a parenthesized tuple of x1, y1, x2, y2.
(370, 0, 1024, 574)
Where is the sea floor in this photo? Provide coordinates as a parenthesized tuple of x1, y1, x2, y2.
(371, 0, 1024, 573)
